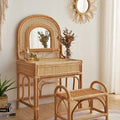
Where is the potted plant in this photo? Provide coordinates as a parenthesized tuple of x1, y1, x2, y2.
(0, 74, 17, 108)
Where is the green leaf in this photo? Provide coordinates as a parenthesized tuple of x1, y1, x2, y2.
(0, 94, 7, 97)
(6, 87, 17, 91)
(1, 79, 11, 90)
(1, 80, 7, 89)
(1, 85, 9, 95)
(1, 81, 16, 95)
(0, 74, 17, 97)
(0, 80, 1, 87)
(0, 90, 6, 96)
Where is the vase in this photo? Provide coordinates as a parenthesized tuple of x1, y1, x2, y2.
(66, 47, 71, 59)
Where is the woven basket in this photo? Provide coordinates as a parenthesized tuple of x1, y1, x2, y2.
(0, 96, 8, 108)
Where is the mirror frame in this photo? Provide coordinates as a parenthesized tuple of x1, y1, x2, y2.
(17, 15, 62, 60)
(70, 0, 97, 24)
(26, 24, 54, 52)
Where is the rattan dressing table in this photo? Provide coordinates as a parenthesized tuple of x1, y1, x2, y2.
(16, 15, 82, 120)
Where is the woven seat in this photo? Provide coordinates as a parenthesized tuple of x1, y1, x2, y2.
(56, 88, 107, 101)
(54, 81, 108, 120)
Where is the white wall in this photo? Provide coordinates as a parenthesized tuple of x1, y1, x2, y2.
(0, 0, 101, 106)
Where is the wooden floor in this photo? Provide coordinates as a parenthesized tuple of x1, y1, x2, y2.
(2, 94, 120, 120)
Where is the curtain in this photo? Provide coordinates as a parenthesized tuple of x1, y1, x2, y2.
(100, 0, 120, 94)
(0, 0, 8, 50)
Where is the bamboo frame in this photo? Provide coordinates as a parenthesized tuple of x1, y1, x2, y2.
(17, 73, 82, 120)
(16, 15, 83, 120)
(54, 81, 108, 120)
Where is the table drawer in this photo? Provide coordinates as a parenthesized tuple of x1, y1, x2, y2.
(38, 63, 80, 76)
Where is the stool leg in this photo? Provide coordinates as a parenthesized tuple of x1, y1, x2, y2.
(105, 95, 109, 120)
(34, 77, 39, 120)
(89, 99, 93, 113)
(68, 100, 71, 120)
(54, 95, 57, 120)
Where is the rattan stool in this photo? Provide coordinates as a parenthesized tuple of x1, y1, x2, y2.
(54, 81, 108, 120)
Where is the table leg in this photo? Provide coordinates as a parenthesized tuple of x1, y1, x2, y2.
(34, 77, 39, 120)
(78, 74, 82, 108)
(78, 74, 82, 89)
(59, 78, 62, 91)
(17, 73, 20, 109)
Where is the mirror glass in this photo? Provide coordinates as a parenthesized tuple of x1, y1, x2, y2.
(77, 0, 89, 13)
(30, 27, 51, 49)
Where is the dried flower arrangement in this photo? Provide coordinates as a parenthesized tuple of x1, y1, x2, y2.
(38, 30, 50, 48)
(57, 28, 75, 58)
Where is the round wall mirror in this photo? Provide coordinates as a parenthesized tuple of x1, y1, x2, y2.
(77, 0, 89, 13)
(70, 0, 97, 24)
(30, 27, 51, 49)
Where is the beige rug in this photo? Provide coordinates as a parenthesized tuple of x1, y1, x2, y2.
(48, 110, 120, 120)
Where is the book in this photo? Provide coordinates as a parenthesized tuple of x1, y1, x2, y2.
(0, 111, 16, 118)
(0, 103, 12, 112)
(0, 104, 16, 118)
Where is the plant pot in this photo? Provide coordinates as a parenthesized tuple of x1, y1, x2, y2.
(0, 96, 8, 108)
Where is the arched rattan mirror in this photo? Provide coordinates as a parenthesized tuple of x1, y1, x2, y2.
(17, 15, 62, 60)
(70, 0, 97, 24)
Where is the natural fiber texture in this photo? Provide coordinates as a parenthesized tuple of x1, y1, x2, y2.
(37, 59, 80, 76)
(0, 0, 8, 50)
(17, 15, 82, 120)
(54, 81, 108, 120)
(19, 16, 59, 50)
(69, 0, 97, 24)
(0, 96, 8, 108)
(57, 88, 104, 100)
(17, 15, 61, 60)
(17, 58, 82, 77)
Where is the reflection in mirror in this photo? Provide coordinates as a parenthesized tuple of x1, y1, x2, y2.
(30, 27, 51, 49)
(77, 0, 88, 13)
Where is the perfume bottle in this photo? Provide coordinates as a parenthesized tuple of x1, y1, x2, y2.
(25, 48, 30, 60)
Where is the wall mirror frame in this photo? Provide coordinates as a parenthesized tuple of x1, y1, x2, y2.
(70, 0, 97, 24)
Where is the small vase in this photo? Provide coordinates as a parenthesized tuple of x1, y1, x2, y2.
(66, 47, 71, 59)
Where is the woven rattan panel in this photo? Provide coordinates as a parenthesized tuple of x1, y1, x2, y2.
(57, 88, 105, 100)
(17, 61, 35, 76)
(18, 15, 60, 52)
(21, 58, 82, 77)
(38, 63, 79, 76)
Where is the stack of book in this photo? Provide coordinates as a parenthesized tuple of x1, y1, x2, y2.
(0, 103, 16, 118)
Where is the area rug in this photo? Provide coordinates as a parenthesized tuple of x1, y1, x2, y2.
(48, 110, 120, 120)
